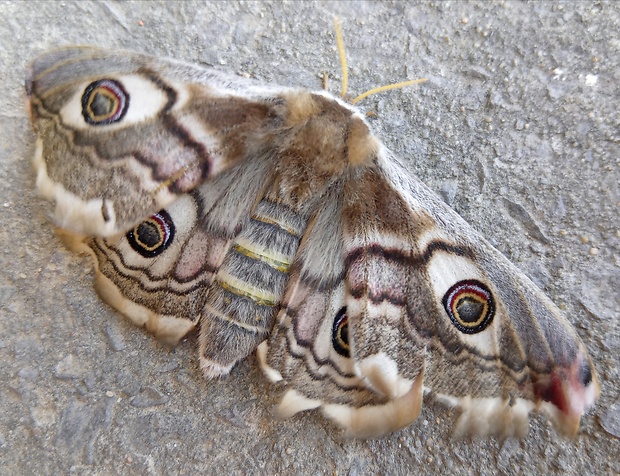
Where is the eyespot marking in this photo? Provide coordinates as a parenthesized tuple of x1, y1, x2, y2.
(332, 307, 350, 357)
(126, 210, 175, 258)
(81, 79, 129, 125)
(443, 280, 495, 334)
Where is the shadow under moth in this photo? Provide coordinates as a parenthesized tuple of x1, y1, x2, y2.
(25, 39, 599, 438)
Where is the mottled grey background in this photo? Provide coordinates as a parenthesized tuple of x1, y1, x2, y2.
(1, 1, 618, 475)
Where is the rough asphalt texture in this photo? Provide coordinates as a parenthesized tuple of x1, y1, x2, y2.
(1, 1, 618, 475)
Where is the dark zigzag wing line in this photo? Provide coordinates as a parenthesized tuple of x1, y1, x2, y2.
(281, 306, 358, 380)
(91, 238, 214, 294)
(342, 237, 532, 379)
(91, 245, 207, 324)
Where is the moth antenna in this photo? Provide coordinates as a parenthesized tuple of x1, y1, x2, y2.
(322, 71, 329, 91)
(333, 17, 349, 98)
(333, 17, 428, 105)
(351, 78, 429, 104)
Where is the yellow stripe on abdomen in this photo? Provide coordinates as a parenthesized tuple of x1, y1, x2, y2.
(216, 271, 279, 307)
(233, 238, 291, 273)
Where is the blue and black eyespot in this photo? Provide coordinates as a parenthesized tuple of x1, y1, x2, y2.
(81, 79, 129, 125)
(126, 210, 175, 258)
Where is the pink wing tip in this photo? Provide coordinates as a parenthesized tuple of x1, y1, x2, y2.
(534, 351, 599, 435)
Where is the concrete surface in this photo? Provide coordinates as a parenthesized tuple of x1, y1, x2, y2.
(1, 1, 618, 475)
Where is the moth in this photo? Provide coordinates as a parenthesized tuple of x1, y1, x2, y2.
(26, 45, 599, 439)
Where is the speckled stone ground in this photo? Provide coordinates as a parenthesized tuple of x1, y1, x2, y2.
(1, 1, 619, 475)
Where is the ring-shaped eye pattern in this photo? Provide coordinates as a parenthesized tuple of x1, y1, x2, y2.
(442, 280, 495, 334)
(332, 307, 350, 357)
(127, 210, 175, 258)
(81, 79, 129, 125)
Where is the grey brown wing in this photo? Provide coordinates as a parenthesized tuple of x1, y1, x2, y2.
(27, 47, 283, 236)
(261, 151, 599, 438)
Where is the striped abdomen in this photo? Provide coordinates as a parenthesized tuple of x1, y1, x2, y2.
(199, 198, 307, 375)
